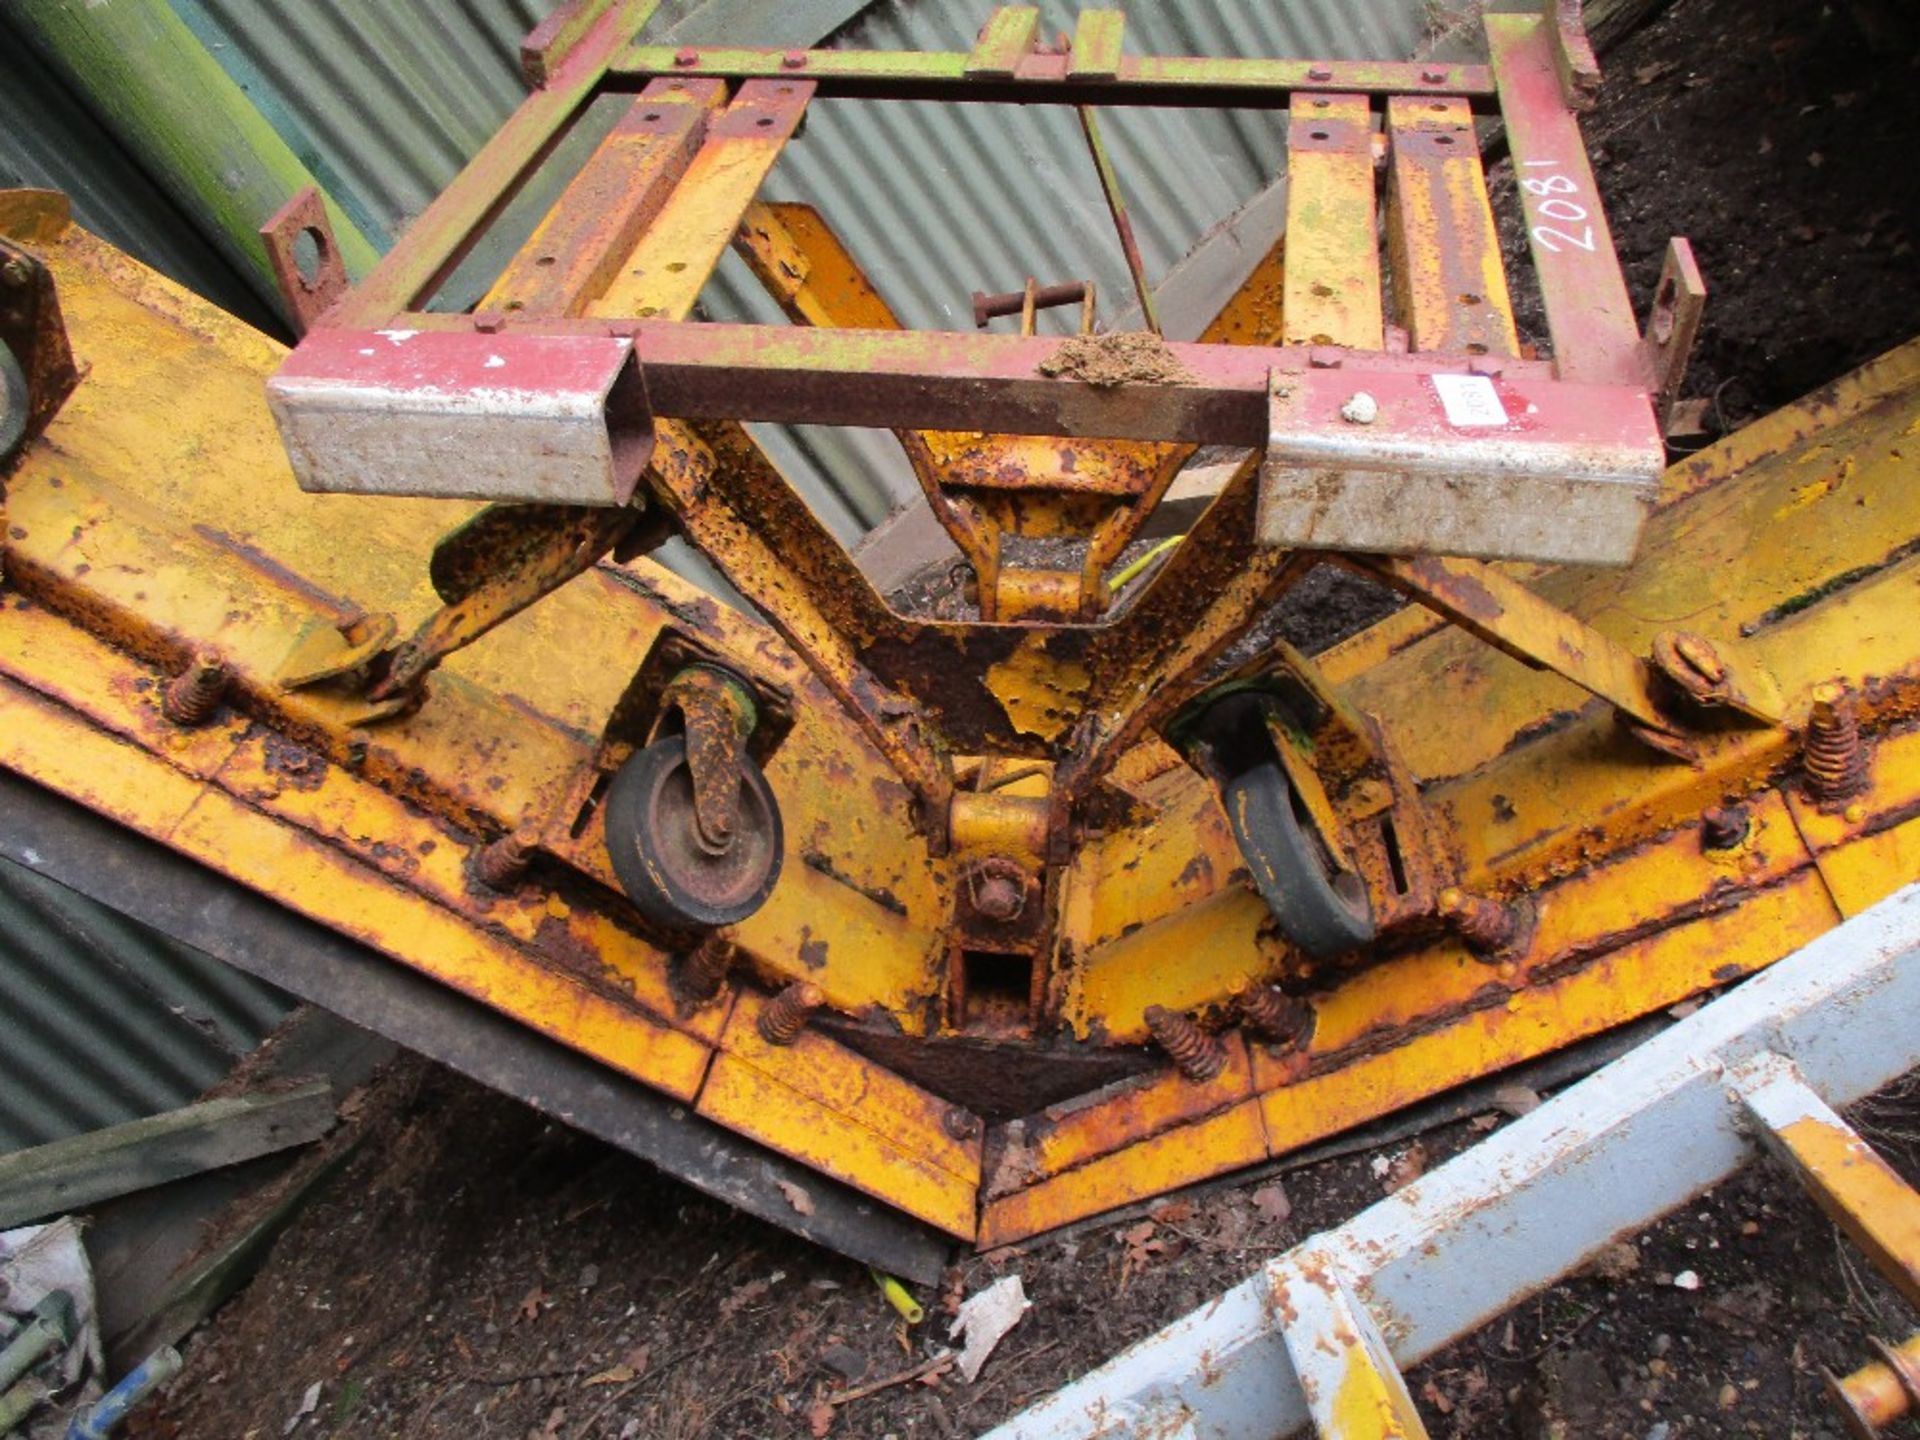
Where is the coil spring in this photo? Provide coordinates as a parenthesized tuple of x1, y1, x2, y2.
(1144, 1004, 1227, 1082)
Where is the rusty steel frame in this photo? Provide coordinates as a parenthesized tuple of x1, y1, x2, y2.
(5, 0, 1920, 1269)
(266, 1, 1683, 826)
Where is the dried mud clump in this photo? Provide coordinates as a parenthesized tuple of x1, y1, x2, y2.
(1037, 331, 1194, 388)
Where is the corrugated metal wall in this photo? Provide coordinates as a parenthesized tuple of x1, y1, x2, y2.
(0, 860, 289, 1151)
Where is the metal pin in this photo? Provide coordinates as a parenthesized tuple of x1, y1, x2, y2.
(1437, 887, 1522, 956)
(681, 933, 736, 1003)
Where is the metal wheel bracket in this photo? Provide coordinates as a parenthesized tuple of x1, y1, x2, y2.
(651, 664, 760, 852)
(0, 218, 82, 465)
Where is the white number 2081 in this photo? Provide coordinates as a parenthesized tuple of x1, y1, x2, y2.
(1521, 160, 1596, 254)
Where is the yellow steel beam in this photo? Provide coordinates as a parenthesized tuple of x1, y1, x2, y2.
(592, 79, 812, 321)
(1385, 95, 1518, 356)
(481, 82, 718, 317)
(1282, 94, 1384, 349)
(1737, 1055, 1920, 1309)
(701, 991, 979, 1236)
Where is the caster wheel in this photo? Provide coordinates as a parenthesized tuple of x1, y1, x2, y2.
(1224, 758, 1374, 959)
(603, 734, 783, 929)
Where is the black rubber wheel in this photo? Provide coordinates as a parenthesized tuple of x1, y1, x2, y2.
(0, 342, 28, 462)
(1224, 758, 1375, 959)
(603, 734, 783, 929)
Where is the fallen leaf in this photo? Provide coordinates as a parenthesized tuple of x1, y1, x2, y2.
(1491, 1084, 1540, 1117)
(778, 1180, 816, 1217)
(1212, 1205, 1252, 1250)
(583, 1364, 636, 1388)
(1468, 1113, 1500, 1132)
(1149, 1200, 1196, 1225)
(1383, 1142, 1428, 1194)
(720, 1277, 771, 1319)
(539, 1406, 567, 1438)
(517, 1285, 549, 1323)
(1251, 1183, 1292, 1225)
(806, 1396, 836, 1437)
(1421, 1378, 1455, 1415)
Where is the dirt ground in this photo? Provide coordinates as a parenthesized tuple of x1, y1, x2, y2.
(134, 0, 1919, 1435)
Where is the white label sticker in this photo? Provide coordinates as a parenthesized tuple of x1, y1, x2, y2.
(1430, 373, 1509, 428)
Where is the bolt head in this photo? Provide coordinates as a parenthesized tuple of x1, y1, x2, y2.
(1307, 66, 1333, 81)
(973, 873, 1026, 922)
(781, 50, 808, 69)
(673, 47, 700, 66)
(1700, 804, 1749, 850)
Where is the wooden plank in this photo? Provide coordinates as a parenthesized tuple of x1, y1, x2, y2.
(481, 83, 718, 317)
(590, 79, 813, 322)
(1281, 95, 1383, 349)
(1386, 95, 1519, 356)
(0, 1083, 336, 1229)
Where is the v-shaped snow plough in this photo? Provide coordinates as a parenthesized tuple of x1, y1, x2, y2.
(1, 3, 1915, 1282)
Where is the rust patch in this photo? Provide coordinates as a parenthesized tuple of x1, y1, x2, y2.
(797, 926, 829, 970)
(260, 730, 330, 792)
(1176, 852, 1214, 887)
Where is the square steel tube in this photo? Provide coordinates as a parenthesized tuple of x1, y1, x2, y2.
(1255, 367, 1663, 564)
(268, 327, 654, 505)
